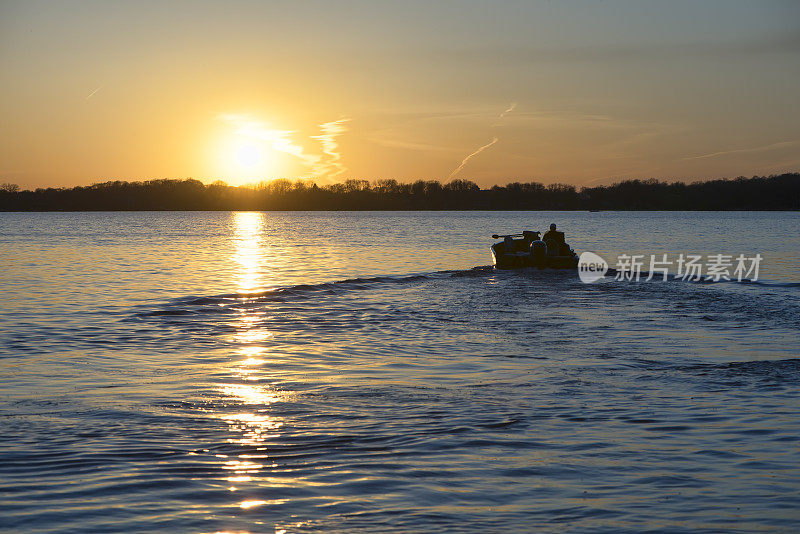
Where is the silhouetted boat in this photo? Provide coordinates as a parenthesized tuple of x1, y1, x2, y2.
(491, 230, 579, 270)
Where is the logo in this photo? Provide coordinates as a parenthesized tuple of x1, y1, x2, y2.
(578, 251, 609, 283)
(576, 252, 761, 283)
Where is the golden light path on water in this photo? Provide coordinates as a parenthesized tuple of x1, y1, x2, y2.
(217, 212, 288, 518)
(232, 212, 266, 294)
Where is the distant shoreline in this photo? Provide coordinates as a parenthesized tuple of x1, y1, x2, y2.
(2, 174, 798, 211)
(1, 209, 799, 213)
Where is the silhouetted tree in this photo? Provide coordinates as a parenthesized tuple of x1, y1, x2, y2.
(1, 174, 797, 211)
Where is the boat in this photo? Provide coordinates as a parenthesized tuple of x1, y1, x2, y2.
(491, 230, 579, 270)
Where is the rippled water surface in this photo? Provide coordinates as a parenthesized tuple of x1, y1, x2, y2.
(1, 211, 799, 533)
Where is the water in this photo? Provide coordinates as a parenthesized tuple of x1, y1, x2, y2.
(1, 211, 799, 533)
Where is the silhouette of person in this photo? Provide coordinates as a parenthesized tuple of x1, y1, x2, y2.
(543, 223, 566, 256)
(543, 223, 560, 243)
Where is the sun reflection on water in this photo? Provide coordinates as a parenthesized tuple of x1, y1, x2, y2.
(220, 385, 281, 406)
(212, 212, 294, 523)
(233, 212, 266, 294)
(238, 357, 266, 366)
(215, 213, 304, 528)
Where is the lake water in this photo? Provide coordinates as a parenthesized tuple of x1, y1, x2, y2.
(1, 211, 799, 533)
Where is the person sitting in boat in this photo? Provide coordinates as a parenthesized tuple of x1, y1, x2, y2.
(543, 223, 562, 242)
(543, 223, 566, 256)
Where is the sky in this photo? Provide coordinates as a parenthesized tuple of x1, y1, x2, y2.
(1, 0, 799, 189)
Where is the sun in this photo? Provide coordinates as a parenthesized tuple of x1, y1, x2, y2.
(236, 143, 262, 169)
(211, 115, 294, 185)
(213, 135, 277, 185)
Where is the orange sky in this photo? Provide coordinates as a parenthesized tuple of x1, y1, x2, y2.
(1, 1, 799, 189)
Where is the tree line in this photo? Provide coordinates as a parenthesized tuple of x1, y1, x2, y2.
(1, 173, 798, 211)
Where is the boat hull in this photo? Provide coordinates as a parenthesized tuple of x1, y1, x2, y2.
(491, 243, 579, 270)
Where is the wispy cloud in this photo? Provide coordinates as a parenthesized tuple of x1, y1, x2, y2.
(222, 113, 322, 173)
(221, 114, 350, 181)
(681, 140, 800, 160)
(312, 119, 350, 179)
(367, 137, 456, 153)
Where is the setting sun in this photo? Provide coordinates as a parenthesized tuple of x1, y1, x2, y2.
(213, 131, 277, 185)
(235, 143, 262, 169)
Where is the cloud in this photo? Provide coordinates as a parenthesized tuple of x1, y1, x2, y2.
(221, 114, 350, 181)
(681, 140, 800, 160)
(364, 108, 498, 154)
(312, 119, 350, 180)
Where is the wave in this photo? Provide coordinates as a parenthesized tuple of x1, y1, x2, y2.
(134, 273, 444, 318)
(133, 263, 799, 321)
(605, 268, 800, 288)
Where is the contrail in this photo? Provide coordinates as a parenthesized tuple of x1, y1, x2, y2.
(681, 140, 800, 160)
(448, 102, 515, 178)
(497, 102, 517, 121)
(85, 85, 103, 101)
(448, 137, 498, 179)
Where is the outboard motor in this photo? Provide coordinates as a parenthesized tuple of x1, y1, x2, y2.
(522, 230, 539, 243)
(529, 240, 546, 267)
